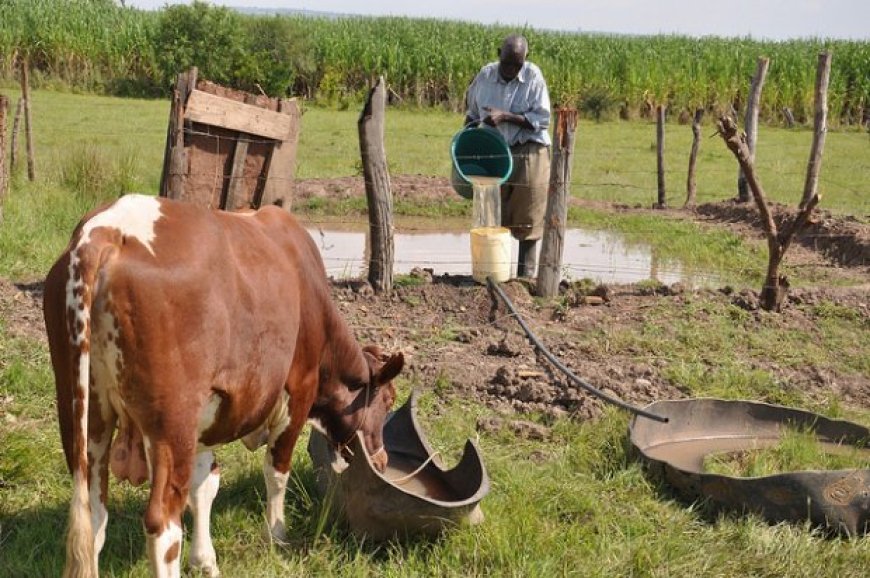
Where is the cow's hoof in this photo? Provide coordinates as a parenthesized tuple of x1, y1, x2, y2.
(264, 522, 288, 545)
(189, 554, 220, 577)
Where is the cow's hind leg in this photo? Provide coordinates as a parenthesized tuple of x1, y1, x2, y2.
(144, 440, 190, 578)
(87, 405, 115, 569)
(187, 450, 220, 577)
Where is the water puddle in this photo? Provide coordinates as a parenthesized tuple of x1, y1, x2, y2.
(304, 219, 720, 287)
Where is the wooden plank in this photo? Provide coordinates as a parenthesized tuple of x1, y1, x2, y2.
(185, 89, 292, 141)
(260, 98, 300, 209)
(223, 96, 257, 210)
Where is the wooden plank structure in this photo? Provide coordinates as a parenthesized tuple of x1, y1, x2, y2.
(159, 68, 300, 211)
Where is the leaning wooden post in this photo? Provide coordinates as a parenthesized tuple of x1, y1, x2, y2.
(684, 107, 703, 208)
(801, 51, 832, 210)
(358, 76, 394, 294)
(737, 57, 770, 203)
(537, 108, 578, 298)
(0, 95, 8, 222)
(20, 58, 35, 181)
(717, 116, 819, 311)
(655, 104, 666, 208)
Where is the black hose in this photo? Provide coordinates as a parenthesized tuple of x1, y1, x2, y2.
(487, 276, 668, 423)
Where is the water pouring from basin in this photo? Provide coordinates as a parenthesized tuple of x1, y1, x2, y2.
(470, 176, 511, 283)
(450, 127, 514, 283)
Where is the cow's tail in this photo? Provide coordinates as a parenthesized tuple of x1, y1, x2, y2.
(50, 242, 104, 578)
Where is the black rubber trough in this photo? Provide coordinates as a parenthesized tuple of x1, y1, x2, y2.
(308, 389, 490, 540)
(629, 399, 870, 535)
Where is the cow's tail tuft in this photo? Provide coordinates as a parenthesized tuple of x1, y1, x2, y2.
(61, 244, 101, 578)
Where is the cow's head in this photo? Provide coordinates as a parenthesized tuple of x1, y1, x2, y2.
(320, 345, 403, 473)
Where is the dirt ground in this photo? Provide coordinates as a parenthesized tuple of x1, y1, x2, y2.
(2, 177, 868, 425)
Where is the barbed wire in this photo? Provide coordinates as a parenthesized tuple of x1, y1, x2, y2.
(170, 168, 868, 202)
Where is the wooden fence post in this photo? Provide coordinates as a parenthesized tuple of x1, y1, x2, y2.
(684, 108, 703, 208)
(655, 104, 666, 208)
(161, 67, 197, 199)
(737, 57, 769, 202)
(537, 108, 578, 298)
(20, 58, 35, 181)
(0, 95, 8, 222)
(358, 76, 394, 294)
(10, 97, 22, 171)
(801, 51, 832, 210)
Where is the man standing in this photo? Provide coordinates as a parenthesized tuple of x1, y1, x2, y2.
(465, 34, 551, 278)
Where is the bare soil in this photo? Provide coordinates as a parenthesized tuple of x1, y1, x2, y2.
(3, 178, 868, 425)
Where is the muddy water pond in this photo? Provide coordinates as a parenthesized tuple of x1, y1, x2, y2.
(303, 218, 720, 287)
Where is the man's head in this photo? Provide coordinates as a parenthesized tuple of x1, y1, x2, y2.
(498, 34, 528, 82)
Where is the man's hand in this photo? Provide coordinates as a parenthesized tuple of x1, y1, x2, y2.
(482, 106, 510, 126)
(483, 106, 534, 130)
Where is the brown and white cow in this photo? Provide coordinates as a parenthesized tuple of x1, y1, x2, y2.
(43, 194, 403, 578)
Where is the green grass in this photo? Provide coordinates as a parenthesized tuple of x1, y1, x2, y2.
(2, 357, 869, 576)
(704, 426, 870, 477)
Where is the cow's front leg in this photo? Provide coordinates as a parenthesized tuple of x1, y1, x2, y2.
(263, 450, 290, 543)
(264, 394, 313, 544)
(188, 450, 220, 576)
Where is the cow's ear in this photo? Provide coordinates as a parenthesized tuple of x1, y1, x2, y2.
(375, 352, 404, 385)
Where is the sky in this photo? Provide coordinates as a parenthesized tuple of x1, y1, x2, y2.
(125, 1, 870, 41)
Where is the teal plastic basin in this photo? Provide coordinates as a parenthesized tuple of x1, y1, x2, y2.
(450, 127, 513, 199)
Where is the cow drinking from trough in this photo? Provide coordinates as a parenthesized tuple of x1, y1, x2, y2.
(43, 194, 404, 578)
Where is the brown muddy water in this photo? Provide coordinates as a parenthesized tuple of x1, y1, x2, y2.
(303, 218, 721, 287)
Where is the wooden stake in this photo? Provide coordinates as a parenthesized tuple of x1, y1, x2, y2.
(163, 67, 197, 199)
(10, 97, 22, 171)
(801, 51, 832, 210)
(655, 104, 666, 209)
(0, 95, 8, 222)
(358, 76, 394, 294)
(537, 108, 578, 298)
(685, 108, 703, 208)
(20, 59, 35, 181)
(737, 57, 770, 202)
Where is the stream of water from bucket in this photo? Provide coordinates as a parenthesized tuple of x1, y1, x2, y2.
(469, 176, 511, 283)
